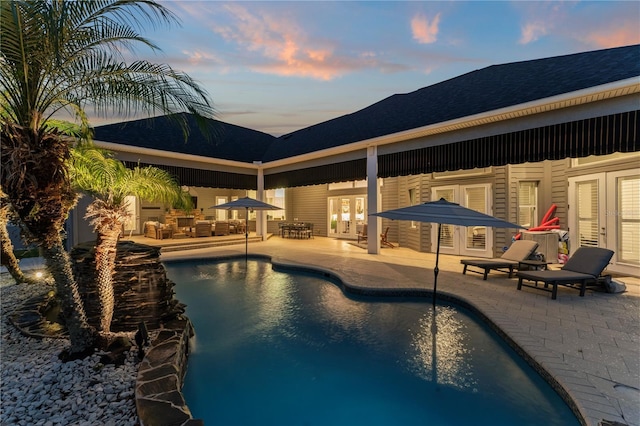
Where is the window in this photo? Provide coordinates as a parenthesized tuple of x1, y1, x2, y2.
(248, 189, 285, 221)
(617, 175, 640, 265)
(518, 181, 538, 228)
(265, 188, 285, 220)
(215, 197, 227, 221)
(231, 196, 238, 219)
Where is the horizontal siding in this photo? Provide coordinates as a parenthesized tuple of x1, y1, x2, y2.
(380, 177, 399, 246)
(494, 165, 508, 254)
(550, 160, 569, 234)
(286, 185, 329, 237)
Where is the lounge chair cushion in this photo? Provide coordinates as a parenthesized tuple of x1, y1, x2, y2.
(561, 247, 614, 277)
(500, 240, 539, 261)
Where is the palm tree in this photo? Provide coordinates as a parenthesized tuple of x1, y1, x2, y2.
(0, 189, 36, 284)
(70, 143, 192, 344)
(0, 0, 213, 357)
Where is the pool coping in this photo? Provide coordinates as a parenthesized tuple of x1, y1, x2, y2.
(163, 253, 588, 426)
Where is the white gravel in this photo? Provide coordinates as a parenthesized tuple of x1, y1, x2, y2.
(0, 273, 139, 426)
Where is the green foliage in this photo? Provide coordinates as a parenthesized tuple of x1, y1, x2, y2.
(0, 0, 213, 354)
(1, 0, 213, 135)
(70, 142, 192, 215)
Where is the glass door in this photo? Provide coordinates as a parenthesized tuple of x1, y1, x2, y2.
(432, 187, 456, 252)
(569, 171, 640, 275)
(339, 198, 351, 236)
(614, 173, 640, 271)
(431, 185, 492, 257)
(463, 186, 489, 254)
(328, 196, 367, 239)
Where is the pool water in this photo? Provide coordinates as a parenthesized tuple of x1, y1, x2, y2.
(167, 259, 578, 426)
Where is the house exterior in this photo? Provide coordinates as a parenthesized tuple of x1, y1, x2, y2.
(84, 44, 640, 276)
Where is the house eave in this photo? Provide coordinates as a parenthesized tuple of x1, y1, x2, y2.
(95, 76, 639, 174)
(262, 77, 640, 170)
(93, 140, 261, 170)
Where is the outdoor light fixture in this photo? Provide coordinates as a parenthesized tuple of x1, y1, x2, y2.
(35, 271, 43, 279)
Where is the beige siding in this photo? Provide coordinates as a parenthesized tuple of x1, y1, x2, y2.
(550, 160, 569, 233)
(400, 175, 422, 251)
(494, 165, 509, 254)
(380, 177, 400, 246)
(285, 185, 329, 236)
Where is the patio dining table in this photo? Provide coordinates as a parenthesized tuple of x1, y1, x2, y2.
(279, 222, 313, 239)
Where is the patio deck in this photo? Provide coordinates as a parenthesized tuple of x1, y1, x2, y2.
(160, 235, 640, 426)
(125, 232, 269, 252)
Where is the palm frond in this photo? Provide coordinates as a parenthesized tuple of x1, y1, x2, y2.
(1, 0, 213, 136)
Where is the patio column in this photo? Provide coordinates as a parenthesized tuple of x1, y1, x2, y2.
(255, 162, 266, 239)
(366, 146, 380, 254)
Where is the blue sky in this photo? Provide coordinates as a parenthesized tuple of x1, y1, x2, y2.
(102, 1, 640, 136)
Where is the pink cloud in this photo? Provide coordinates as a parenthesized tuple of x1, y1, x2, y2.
(182, 50, 221, 66)
(211, 4, 345, 80)
(411, 13, 441, 44)
(519, 22, 549, 44)
(581, 21, 640, 48)
(516, 2, 639, 48)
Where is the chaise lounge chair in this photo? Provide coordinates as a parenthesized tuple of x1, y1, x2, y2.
(516, 247, 614, 299)
(460, 240, 539, 280)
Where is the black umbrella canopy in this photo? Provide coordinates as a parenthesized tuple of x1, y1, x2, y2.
(372, 198, 525, 307)
(209, 197, 282, 263)
(372, 198, 524, 228)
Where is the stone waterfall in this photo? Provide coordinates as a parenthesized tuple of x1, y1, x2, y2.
(71, 240, 185, 332)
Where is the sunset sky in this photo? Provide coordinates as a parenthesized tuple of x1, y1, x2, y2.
(101, 1, 640, 136)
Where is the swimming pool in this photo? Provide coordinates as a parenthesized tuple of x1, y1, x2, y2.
(167, 259, 579, 425)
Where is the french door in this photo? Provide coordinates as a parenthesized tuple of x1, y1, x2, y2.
(431, 184, 492, 257)
(569, 171, 640, 275)
(328, 196, 367, 239)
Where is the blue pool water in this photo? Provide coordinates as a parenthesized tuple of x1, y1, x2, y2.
(167, 259, 579, 426)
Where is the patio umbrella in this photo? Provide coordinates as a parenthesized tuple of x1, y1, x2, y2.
(210, 197, 282, 262)
(372, 198, 525, 307)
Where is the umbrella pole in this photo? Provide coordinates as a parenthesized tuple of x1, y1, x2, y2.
(245, 207, 249, 263)
(433, 223, 442, 308)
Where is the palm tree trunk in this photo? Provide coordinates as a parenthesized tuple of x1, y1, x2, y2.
(94, 228, 121, 335)
(1, 218, 31, 284)
(42, 243, 95, 356)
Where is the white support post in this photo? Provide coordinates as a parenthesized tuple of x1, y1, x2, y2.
(254, 162, 266, 239)
(366, 146, 380, 254)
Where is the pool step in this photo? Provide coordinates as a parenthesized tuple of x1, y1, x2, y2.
(159, 236, 264, 252)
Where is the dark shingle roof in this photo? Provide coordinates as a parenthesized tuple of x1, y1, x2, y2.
(94, 113, 277, 163)
(95, 45, 639, 163)
(262, 44, 640, 161)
